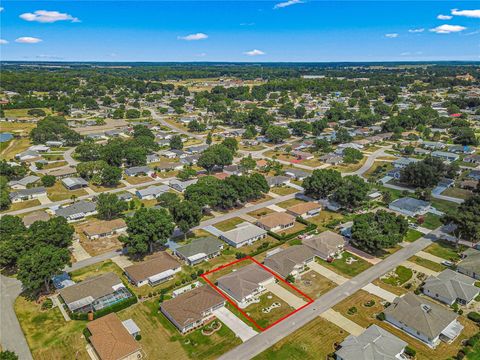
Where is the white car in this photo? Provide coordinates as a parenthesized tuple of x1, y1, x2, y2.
(441, 260, 454, 267)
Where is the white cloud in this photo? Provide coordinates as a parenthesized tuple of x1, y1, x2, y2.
(385, 33, 399, 38)
(196, 52, 207, 57)
(0, 7, 4, 12)
(244, 49, 266, 56)
(437, 14, 453, 20)
(430, 24, 467, 34)
(408, 28, 424, 33)
(0, 39, 8, 45)
(15, 37, 43, 43)
(178, 33, 208, 41)
(451, 9, 480, 18)
(240, 22, 255, 26)
(19, 10, 80, 23)
(274, 0, 304, 9)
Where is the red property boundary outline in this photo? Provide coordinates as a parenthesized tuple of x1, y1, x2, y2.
(200, 256, 314, 331)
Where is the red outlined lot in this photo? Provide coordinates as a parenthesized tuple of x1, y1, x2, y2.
(200, 256, 314, 331)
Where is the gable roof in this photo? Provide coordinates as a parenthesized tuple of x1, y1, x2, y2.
(87, 313, 141, 360)
(287, 202, 322, 216)
(257, 212, 295, 229)
(161, 286, 225, 329)
(384, 293, 458, 339)
(220, 222, 267, 245)
(424, 269, 479, 304)
(217, 263, 274, 301)
(55, 201, 96, 218)
(175, 237, 223, 259)
(83, 219, 126, 237)
(124, 252, 181, 284)
(263, 245, 314, 278)
(302, 231, 345, 256)
(336, 324, 407, 360)
(389, 197, 430, 213)
(458, 248, 480, 274)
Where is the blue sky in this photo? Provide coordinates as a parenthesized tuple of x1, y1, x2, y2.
(1, 1, 479, 62)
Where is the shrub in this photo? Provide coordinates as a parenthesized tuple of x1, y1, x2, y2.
(286, 274, 295, 283)
(376, 312, 386, 321)
(364, 300, 375, 308)
(235, 252, 247, 259)
(82, 327, 92, 341)
(347, 306, 357, 315)
(135, 334, 142, 341)
(404, 346, 416, 357)
(467, 311, 480, 323)
(41, 298, 53, 310)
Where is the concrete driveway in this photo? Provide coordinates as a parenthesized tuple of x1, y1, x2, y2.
(320, 309, 365, 336)
(309, 262, 348, 285)
(213, 307, 258, 342)
(362, 283, 397, 302)
(401, 260, 440, 277)
(265, 282, 307, 309)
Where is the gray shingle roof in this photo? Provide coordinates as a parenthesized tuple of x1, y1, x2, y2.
(263, 245, 314, 278)
(423, 269, 479, 304)
(55, 200, 96, 218)
(175, 237, 223, 259)
(220, 222, 267, 246)
(389, 197, 430, 214)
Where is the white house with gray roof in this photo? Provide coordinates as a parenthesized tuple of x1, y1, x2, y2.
(263, 245, 315, 278)
(335, 325, 407, 360)
(384, 293, 463, 348)
(135, 185, 169, 200)
(61, 177, 88, 190)
(55, 200, 97, 221)
(169, 178, 198, 193)
(219, 222, 267, 248)
(457, 248, 480, 280)
(388, 197, 430, 217)
(423, 269, 479, 305)
(9, 187, 47, 203)
(8, 175, 40, 189)
(173, 237, 224, 265)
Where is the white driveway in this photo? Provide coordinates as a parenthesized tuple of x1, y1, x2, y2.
(266, 204, 286, 212)
(112, 255, 133, 270)
(416, 251, 445, 264)
(213, 307, 257, 342)
(361, 283, 397, 302)
(309, 262, 348, 285)
(203, 225, 223, 237)
(402, 260, 439, 277)
(265, 282, 307, 309)
(320, 309, 365, 336)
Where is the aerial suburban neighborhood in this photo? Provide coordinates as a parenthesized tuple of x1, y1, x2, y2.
(0, 1, 480, 360)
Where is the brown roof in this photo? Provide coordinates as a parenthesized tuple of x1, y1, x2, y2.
(124, 252, 181, 284)
(287, 202, 322, 216)
(256, 212, 295, 229)
(302, 231, 345, 258)
(256, 159, 268, 167)
(83, 219, 127, 237)
(161, 286, 225, 329)
(87, 313, 141, 360)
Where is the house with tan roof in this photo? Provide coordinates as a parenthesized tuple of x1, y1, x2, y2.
(302, 230, 345, 260)
(124, 252, 181, 287)
(59, 272, 132, 313)
(256, 212, 295, 233)
(217, 263, 275, 308)
(83, 219, 127, 240)
(286, 202, 322, 218)
(86, 313, 143, 360)
(384, 293, 463, 348)
(263, 245, 315, 278)
(161, 285, 225, 333)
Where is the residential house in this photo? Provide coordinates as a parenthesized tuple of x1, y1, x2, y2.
(286, 202, 321, 218)
(284, 168, 310, 181)
(15, 150, 41, 162)
(292, 150, 314, 160)
(61, 177, 88, 190)
(29, 145, 50, 152)
(117, 192, 133, 202)
(135, 185, 169, 200)
(156, 162, 183, 172)
(124, 166, 153, 177)
(423, 269, 479, 305)
(124, 252, 181, 287)
(302, 230, 345, 260)
(256, 212, 296, 232)
(169, 178, 198, 193)
(186, 144, 209, 154)
(216, 263, 275, 308)
(161, 285, 225, 333)
(389, 197, 431, 217)
(55, 201, 97, 221)
(174, 237, 224, 265)
(162, 150, 177, 159)
(223, 165, 242, 176)
(7, 175, 40, 189)
(86, 313, 143, 360)
(266, 175, 290, 188)
(422, 141, 446, 150)
(467, 170, 480, 181)
(9, 187, 46, 203)
(59, 272, 132, 313)
(432, 151, 460, 163)
(393, 157, 419, 169)
(46, 166, 77, 179)
(83, 219, 127, 240)
(146, 154, 160, 164)
(464, 154, 480, 164)
(319, 153, 343, 165)
(384, 293, 463, 348)
(457, 248, 480, 280)
(263, 245, 315, 278)
(335, 325, 407, 360)
(449, 145, 475, 154)
(219, 222, 267, 248)
(180, 155, 200, 165)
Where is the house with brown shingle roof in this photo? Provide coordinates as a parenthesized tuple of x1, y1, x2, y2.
(216, 263, 275, 308)
(256, 212, 295, 233)
(302, 230, 345, 260)
(286, 202, 322, 218)
(83, 219, 127, 240)
(124, 252, 181, 287)
(263, 245, 315, 278)
(86, 313, 143, 360)
(160, 285, 225, 333)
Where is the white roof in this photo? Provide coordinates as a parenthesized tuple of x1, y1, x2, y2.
(122, 319, 141, 335)
(148, 269, 176, 283)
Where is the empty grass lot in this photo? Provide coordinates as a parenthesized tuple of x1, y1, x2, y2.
(270, 186, 298, 196)
(404, 229, 424, 242)
(419, 213, 442, 230)
(46, 181, 88, 202)
(381, 265, 413, 286)
(248, 207, 275, 218)
(294, 271, 337, 299)
(253, 317, 347, 360)
(408, 255, 447, 272)
(276, 198, 304, 209)
(213, 217, 245, 231)
(318, 251, 372, 278)
(424, 239, 466, 262)
(0, 199, 41, 213)
(306, 211, 345, 231)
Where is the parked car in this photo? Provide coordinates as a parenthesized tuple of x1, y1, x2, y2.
(441, 260, 454, 267)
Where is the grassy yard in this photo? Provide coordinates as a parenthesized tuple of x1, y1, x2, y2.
(4, 108, 52, 118)
(46, 181, 88, 202)
(380, 265, 412, 286)
(0, 137, 31, 160)
(420, 213, 442, 230)
(15, 296, 89, 360)
(42, 161, 68, 170)
(404, 229, 424, 242)
(270, 186, 298, 196)
(213, 217, 245, 231)
(124, 176, 153, 185)
(275, 222, 306, 236)
(424, 239, 466, 262)
(254, 317, 346, 360)
(276, 198, 304, 209)
(306, 211, 345, 232)
(331, 157, 367, 173)
(408, 256, 447, 272)
(0, 199, 41, 213)
(333, 290, 385, 328)
(318, 251, 372, 278)
(69, 259, 124, 282)
(248, 207, 275, 218)
(442, 187, 474, 200)
(88, 182, 126, 193)
(294, 271, 337, 299)
(0, 120, 37, 133)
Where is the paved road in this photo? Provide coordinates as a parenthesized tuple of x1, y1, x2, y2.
(63, 147, 78, 166)
(218, 227, 447, 360)
(64, 249, 123, 272)
(383, 183, 464, 204)
(149, 108, 204, 140)
(343, 146, 393, 177)
(0, 275, 33, 360)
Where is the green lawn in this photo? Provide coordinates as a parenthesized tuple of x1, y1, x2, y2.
(270, 186, 298, 196)
(307, 211, 345, 232)
(318, 251, 372, 278)
(424, 239, 467, 262)
(213, 217, 245, 231)
(404, 229, 423, 242)
(408, 256, 447, 272)
(420, 213, 442, 230)
(381, 266, 412, 286)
